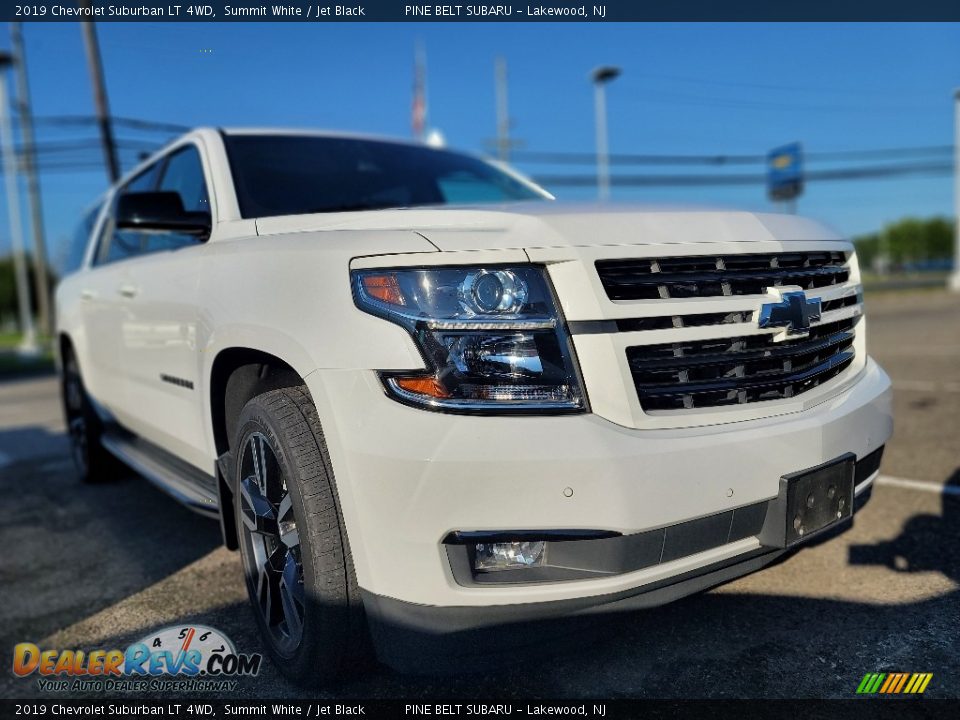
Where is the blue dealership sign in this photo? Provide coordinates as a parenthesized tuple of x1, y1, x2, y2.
(767, 142, 804, 201)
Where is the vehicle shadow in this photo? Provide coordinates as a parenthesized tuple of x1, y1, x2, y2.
(849, 469, 960, 583)
(0, 426, 223, 658)
(5, 474, 958, 700)
(6, 586, 958, 700)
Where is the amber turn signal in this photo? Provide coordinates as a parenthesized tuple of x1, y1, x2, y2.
(361, 274, 405, 305)
(393, 376, 451, 398)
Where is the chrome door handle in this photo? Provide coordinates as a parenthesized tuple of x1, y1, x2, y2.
(118, 284, 139, 298)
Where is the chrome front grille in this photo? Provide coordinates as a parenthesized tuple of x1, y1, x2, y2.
(596, 251, 849, 300)
(627, 316, 858, 411)
(614, 294, 859, 333)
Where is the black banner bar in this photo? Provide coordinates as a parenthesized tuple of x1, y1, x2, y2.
(3, 699, 960, 719)
(4, 0, 960, 22)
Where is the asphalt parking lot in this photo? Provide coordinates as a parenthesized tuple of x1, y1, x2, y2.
(1, 290, 958, 700)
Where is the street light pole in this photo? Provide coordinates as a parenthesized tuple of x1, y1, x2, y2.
(494, 56, 510, 162)
(11, 23, 52, 338)
(591, 66, 620, 201)
(0, 52, 38, 355)
(950, 89, 960, 292)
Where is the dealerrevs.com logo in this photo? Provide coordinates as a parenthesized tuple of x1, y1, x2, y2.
(12, 625, 262, 693)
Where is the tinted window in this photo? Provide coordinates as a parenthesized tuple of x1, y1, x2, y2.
(223, 135, 545, 219)
(63, 202, 104, 275)
(126, 164, 161, 193)
(95, 163, 161, 266)
(158, 145, 209, 213)
(142, 146, 211, 254)
(95, 147, 209, 265)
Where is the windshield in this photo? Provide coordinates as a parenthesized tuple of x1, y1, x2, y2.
(222, 134, 547, 218)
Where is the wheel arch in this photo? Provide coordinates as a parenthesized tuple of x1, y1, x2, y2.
(57, 332, 75, 368)
(208, 346, 310, 550)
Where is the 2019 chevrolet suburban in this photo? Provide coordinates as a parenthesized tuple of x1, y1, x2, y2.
(56, 128, 893, 683)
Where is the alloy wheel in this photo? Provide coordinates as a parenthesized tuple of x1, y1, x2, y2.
(64, 364, 88, 477)
(239, 432, 305, 653)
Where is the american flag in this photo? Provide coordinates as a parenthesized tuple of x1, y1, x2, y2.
(412, 42, 427, 139)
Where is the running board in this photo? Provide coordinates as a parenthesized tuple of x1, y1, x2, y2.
(101, 428, 220, 518)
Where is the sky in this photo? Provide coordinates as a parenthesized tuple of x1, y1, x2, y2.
(0, 21, 958, 268)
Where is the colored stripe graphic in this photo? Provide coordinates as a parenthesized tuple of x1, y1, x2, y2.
(894, 673, 910, 693)
(881, 673, 903, 693)
(857, 672, 932, 694)
(879, 674, 896, 693)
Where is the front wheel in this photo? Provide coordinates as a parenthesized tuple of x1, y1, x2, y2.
(234, 386, 370, 686)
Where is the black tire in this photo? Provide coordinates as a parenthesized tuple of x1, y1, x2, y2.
(61, 348, 120, 484)
(233, 386, 370, 686)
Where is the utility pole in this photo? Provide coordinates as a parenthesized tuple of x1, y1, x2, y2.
(11, 22, 51, 338)
(0, 52, 38, 355)
(591, 66, 620, 201)
(79, 4, 119, 183)
(950, 89, 960, 292)
(494, 56, 510, 162)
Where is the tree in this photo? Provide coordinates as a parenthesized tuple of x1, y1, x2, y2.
(0, 255, 58, 330)
(854, 216, 955, 271)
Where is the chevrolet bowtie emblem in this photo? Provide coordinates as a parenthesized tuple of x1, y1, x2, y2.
(758, 288, 821, 340)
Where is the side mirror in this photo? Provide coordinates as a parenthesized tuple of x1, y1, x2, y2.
(116, 191, 211, 237)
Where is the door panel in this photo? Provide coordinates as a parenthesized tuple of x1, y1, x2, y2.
(113, 144, 213, 473)
(76, 261, 128, 416)
(79, 163, 164, 418)
(116, 244, 209, 472)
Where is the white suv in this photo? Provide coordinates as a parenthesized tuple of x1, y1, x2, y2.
(56, 128, 892, 683)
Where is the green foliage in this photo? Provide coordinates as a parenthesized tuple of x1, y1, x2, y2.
(0, 255, 58, 329)
(854, 216, 955, 270)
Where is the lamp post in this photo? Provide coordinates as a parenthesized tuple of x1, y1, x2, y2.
(950, 89, 960, 292)
(0, 50, 37, 356)
(591, 65, 621, 201)
(11, 23, 52, 339)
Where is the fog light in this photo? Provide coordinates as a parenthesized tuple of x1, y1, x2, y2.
(473, 541, 545, 572)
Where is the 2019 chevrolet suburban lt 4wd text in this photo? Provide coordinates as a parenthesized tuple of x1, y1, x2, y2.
(56, 128, 893, 683)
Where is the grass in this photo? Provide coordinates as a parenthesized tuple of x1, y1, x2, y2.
(0, 331, 55, 377)
(0, 331, 26, 350)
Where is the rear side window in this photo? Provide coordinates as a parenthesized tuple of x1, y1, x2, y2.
(63, 202, 104, 275)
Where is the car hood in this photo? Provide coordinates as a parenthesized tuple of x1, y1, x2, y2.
(253, 202, 845, 252)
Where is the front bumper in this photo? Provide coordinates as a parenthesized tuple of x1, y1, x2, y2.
(361, 450, 881, 671)
(304, 356, 891, 633)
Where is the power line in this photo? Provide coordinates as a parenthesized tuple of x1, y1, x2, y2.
(513, 145, 954, 167)
(0, 138, 159, 155)
(111, 116, 190, 134)
(534, 160, 953, 188)
(32, 114, 188, 134)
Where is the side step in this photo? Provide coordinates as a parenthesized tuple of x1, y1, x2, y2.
(101, 427, 220, 518)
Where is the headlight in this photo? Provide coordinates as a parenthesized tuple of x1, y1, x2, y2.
(352, 266, 586, 412)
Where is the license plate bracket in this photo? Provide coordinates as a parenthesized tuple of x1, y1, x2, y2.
(758, 454, 856, 548)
